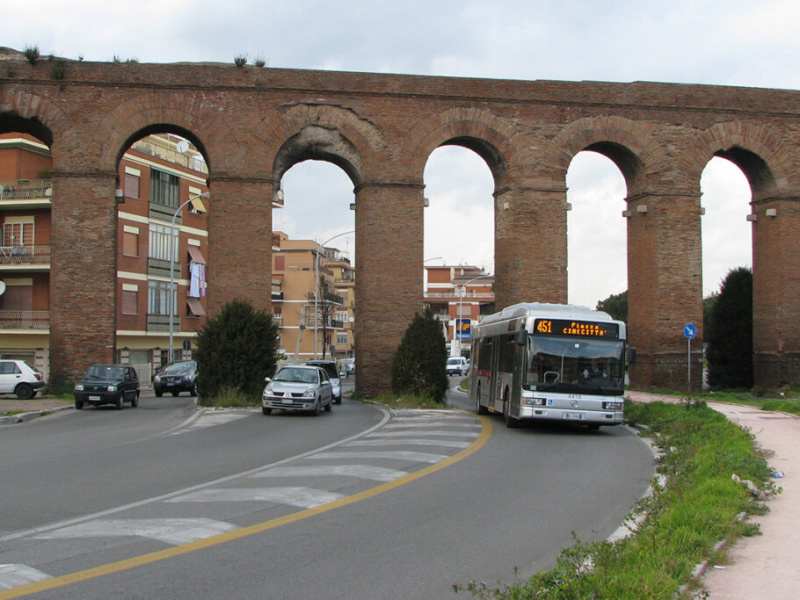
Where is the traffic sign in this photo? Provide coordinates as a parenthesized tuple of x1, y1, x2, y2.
(684, 324, 697, 339)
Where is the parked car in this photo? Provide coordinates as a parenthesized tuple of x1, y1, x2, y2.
(0, 359, 46, 399)
(262, 365, 333, 415)
(306, 360, 342, 404)
(153, 360, 198, 397)
(74, 364, 140, 410)
(446, 356, 469, 376)
(343, 358, 355, 377)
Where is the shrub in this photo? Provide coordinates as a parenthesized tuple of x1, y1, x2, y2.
(194, 299, 280, 399)
(391, 308, 449, 402)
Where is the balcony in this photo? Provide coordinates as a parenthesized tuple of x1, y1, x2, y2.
(303, 313, 345, 329)
(0, 245, 51, 268)
(0, 310, 49, 330)
(308, 291, 344, 304)
(0, 179, 53, 208)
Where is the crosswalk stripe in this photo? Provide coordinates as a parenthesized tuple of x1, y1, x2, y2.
(366, 430, 478, 439)
(250, 465, 408, 482)
(345, 438, 471, 448)
(170, 413, 249, 435)
(166, 487, 345, 509)
(32, 519, 237, 545)
(310, 450, 448, 463)
(0, 565, 51, 590)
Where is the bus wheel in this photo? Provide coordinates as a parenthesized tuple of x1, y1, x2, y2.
(475, 385, 488, 415)
(503, 395, 518, 428)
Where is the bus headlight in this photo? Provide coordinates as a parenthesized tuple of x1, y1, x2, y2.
(602, 401, 623, 410)
(522, 395, 547, 406)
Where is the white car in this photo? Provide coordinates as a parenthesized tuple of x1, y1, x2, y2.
(446, 356, 469, 377)
(262, 365, 333, 415)
(0, 359, 46, 399)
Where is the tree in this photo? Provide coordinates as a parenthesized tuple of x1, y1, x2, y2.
(706, 267, 753, 389)
(391, 308, 449, 403)
(195, 299, 281, 398)
(596, 290, 628, 322)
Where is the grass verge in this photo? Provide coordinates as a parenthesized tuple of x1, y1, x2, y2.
(453, 398, 778, 599)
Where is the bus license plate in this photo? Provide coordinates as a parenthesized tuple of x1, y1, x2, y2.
(563, 412, 585, 421)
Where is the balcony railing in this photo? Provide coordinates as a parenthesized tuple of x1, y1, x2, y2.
(303, 314, 345, 329)
(0, 310, 50, 329)
(0, 179, 52, 201)
(0, 245, 51, 266)
(308, 291, 344, 304)
(424, 291, 495, 299)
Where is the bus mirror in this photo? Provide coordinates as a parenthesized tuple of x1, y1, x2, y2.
(626, 347, 637, 365)
(516, 329, 528, 345)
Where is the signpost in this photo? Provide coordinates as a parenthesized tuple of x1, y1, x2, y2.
(684, 323, 697, 392)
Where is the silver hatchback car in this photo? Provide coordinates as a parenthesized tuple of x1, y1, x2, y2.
(262, 365, 333, 416)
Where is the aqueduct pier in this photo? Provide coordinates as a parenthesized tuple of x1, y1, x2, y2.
(2, 52, 799, 394)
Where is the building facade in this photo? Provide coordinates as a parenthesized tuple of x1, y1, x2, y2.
(0, 132, 210, 383)
(271, 232, 355, 362)
(424, 265, 494, 358)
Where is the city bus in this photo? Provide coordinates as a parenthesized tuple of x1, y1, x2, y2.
(469, 302, 628, 429)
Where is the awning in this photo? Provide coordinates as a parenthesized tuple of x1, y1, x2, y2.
(190, 197, 207, 213)
(187, 246, 206, 264)
(187, 297, 206, 316)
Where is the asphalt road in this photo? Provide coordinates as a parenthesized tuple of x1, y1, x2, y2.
(0, 380, 654, 599)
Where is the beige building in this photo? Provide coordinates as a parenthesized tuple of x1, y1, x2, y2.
(271, 232, 354, 362)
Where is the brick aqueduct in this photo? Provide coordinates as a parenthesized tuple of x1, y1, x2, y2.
(2, 54, 800, 394)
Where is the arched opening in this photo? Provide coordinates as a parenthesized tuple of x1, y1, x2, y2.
(566, 150, 628, 309)
(272, 160, 355, 363)
(115, 129, 210, 383)
(0, 124, 54, 383)
(700, 157, 752, 297)
(423, 145, 495, 357)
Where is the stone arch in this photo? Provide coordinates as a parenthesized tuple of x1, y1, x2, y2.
(91, 91, 242, 177)
(546, 115, 665, 198)
(0, 88, 78, 158)
(272, 103, 392, 186)
(682, 121, 798, 201)
(402, 107, 519, 188)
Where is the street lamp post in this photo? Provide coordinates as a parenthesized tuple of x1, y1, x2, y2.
(169, 191, 210, 361)
(314, 230, 355, 359)
(453, 274, 493, 357)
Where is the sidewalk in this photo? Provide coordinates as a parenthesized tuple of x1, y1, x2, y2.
(627, 391, 800, 599)
(0, 396, 72, 424)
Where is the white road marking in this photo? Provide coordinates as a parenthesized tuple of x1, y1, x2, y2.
(0, 564, 51, 590)
(170, 412, 249, 435)
(345, 438, 471, 449)
(250, 465, 408, 482)
(366, 430, 478, 439)
(310, 450, 448, 463)
(166, 487, 345, 509)
(33, 518, 237, 545)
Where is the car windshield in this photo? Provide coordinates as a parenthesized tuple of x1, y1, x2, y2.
(275, 368, 319, 384)
(308, 362, 337, 378)
(163, 361, 196, 373)
(447, 358, 461, 365)
(85, 365, 124, 381)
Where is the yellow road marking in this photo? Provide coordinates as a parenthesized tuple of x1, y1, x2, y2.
(0, 413, 492, 598)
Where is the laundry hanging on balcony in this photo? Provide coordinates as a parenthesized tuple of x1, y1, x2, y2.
(189, 261, 205, 297)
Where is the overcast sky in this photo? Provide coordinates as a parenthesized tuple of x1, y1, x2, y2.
(4, 0, 797, 307)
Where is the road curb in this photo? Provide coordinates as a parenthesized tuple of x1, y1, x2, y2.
(0, 405, 72, 425)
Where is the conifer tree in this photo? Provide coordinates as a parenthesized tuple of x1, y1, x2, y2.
(391, 308, 449, 402)
(706, 267, 753, 389)
(195, 299, 280, 398)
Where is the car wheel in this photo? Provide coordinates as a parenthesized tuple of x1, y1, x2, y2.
(190, 383, 198, 397)
(325, 399, 332, 412)
(15, 383, 34, 400)
(262, 407, 272, 415)
(312, 399, 321, 416)
(75, 399, 84, 410)
(131, 392, 139, 408)
(155, 389, 163, 398)
(335, 396, 342, 405)
(115, 395, 123, 410)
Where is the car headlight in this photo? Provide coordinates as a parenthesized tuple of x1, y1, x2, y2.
(264, 383, 273, 395)
(303, 388, 317, 397)
(74, 383, 84, 391)
(107, 385, 118, 392)
(154, 375, 161, 383)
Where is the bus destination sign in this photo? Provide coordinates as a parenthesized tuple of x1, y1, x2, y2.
(534, 318, 619, 339)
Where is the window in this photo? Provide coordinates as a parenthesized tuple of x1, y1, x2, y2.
(123, 227, 139, 257)
(274, 255, 286, 271)
(122, 288, 138, 315)
(336, 311, 348, 322)
(149, 223, 176, 261)
(125, 171, 140, 199)
(273, 306, 282, 320)
(1, 281, 33, 310)
(336, 333, 348, 345)
(150, 169, 179, 208)
(148, 281, 175, 316)
(3, 219, 34, 247)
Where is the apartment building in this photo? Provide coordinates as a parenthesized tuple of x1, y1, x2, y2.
(424, 265, 495, 357)
(0, 131, 210, 382)
(271, 232, 354, 362)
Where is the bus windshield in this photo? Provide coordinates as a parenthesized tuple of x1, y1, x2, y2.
(524, 336, 625, 394)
